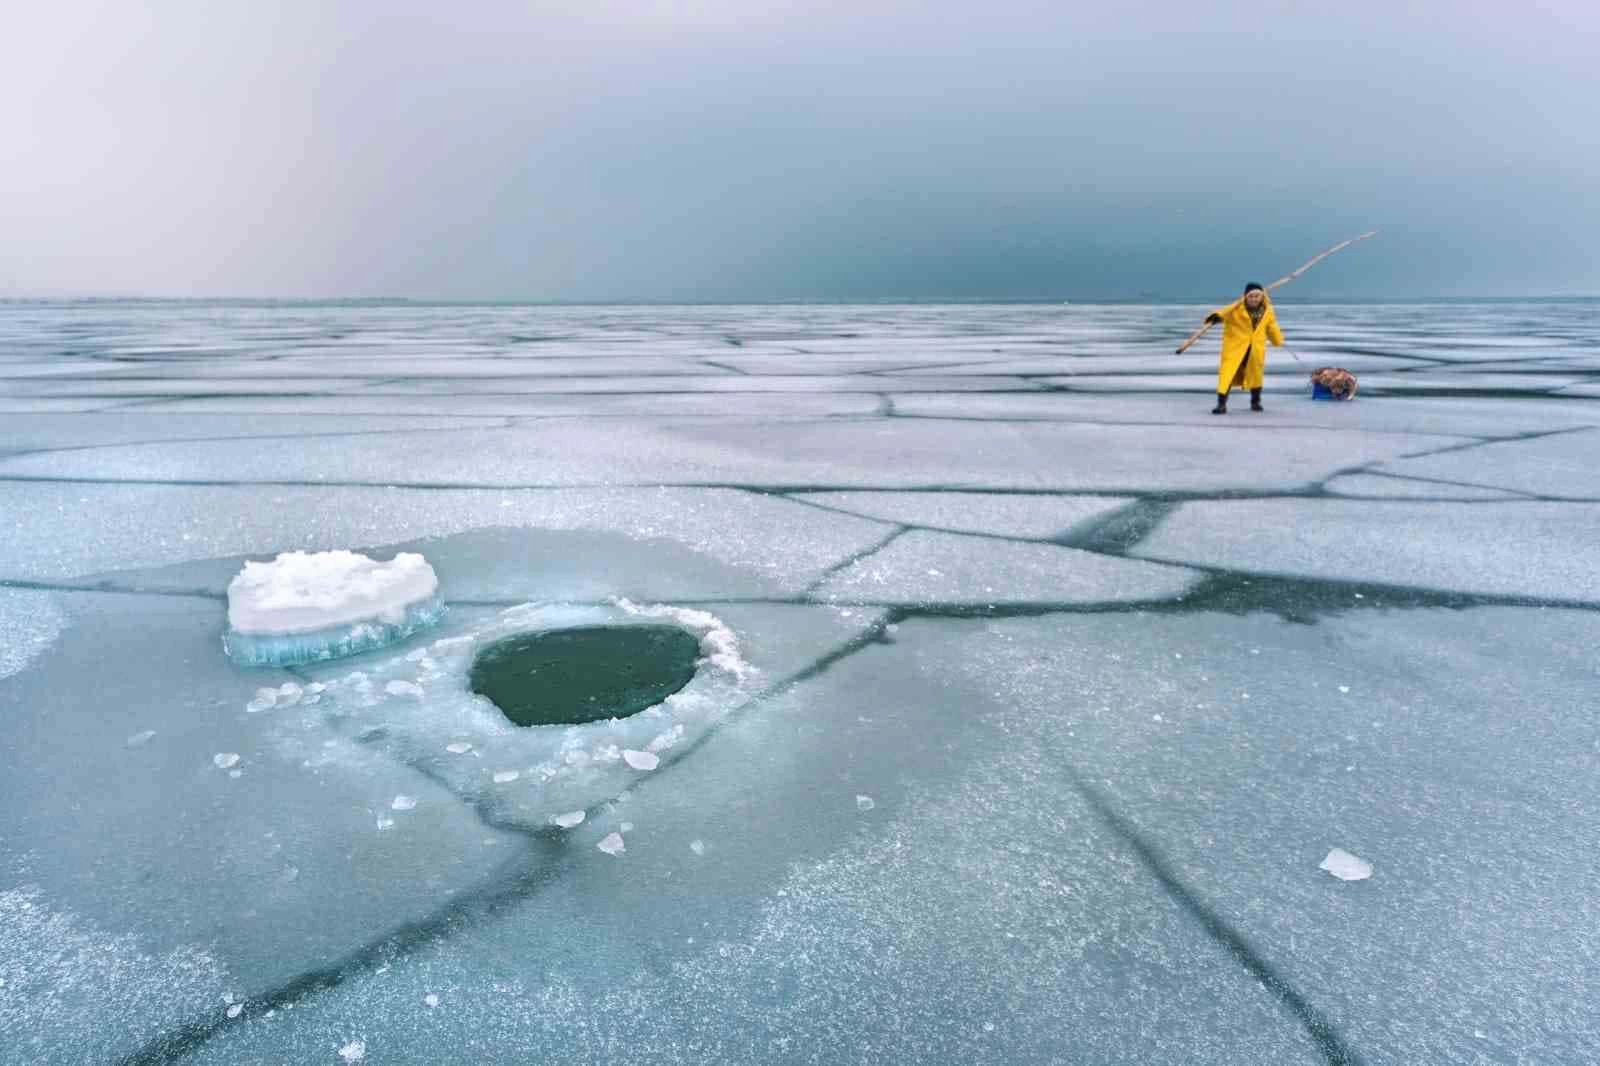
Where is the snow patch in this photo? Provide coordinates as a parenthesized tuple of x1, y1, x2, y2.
(227, 550, 438, 636)
(615, 598, 757, 683)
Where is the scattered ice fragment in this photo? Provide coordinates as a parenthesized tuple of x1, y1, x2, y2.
(277, 682, 303, 704)
(552, 810, 585, 828)
(126, 730, 157, 748)
(246, 688, 278, 713)
(493, 770, 520, 784)
(390, 795, 417, 811)
(620, 821, 634, 833)
(445, 742, 473, 754)
(1319, 848, 1373, 881)
(1241, 692, 1251, 700)
(1338, 685, 1350, 694)
(983, 1022, 996, 1033)
(385, 680, 423, 699)
(623, 749, 660, 771)
(689, 839, 706, 856)
(376, 817, 394, 831)
(597, 832, 626, 855)
(856, 795, 875, 811)
(424, 993, 439, 1009)
(1152, 714, 1163, 722)
(228, 770, 243, 779)
(213, 753, 240, 769)
(226, 1003, 243, 1019)
(338, 1039, 367, 1063)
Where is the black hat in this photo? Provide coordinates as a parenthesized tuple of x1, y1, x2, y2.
(1243, 282, 1265, 294)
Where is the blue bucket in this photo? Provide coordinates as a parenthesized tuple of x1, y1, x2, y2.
(1311, 381, 1336, 401)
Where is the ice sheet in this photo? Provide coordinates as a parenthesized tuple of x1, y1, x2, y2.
(1368, 427, 1600, 499)
(126, 392, 885, 418)
(176, 618, 1326, 1066)
(0, 484, 888, 593)
(1321, 473, 1520, 500)
(814, 529, 1201, 605)
(889, 391, 1600, 438)
(0, 412, 491, 454)
(936, 609, 1600, 1062)
(0, 417, 1473, 493)
(793, 490, 1133, 539)
(1135, 499, 1600, 602)
(0, 592, 528, 1026)
(5, 298, 1598, 1064)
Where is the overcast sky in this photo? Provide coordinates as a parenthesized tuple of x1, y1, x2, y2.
(3, 1, 1595, 301)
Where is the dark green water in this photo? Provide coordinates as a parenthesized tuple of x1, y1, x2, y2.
(469, 625, 701, 727)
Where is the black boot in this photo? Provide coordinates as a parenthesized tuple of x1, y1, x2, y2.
(1250, 388, 1263, 412)
(1211, 393, 1228, 415)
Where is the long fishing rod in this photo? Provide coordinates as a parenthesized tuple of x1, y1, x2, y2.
(1174, 230, 1377, 355)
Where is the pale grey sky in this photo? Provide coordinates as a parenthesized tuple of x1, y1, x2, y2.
(3, 1, 1595, 300)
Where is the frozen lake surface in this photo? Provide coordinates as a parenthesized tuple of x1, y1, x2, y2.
(2, 300, 1597, 1064)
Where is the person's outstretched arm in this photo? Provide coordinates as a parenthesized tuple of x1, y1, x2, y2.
(1266, 313, 1284, 347)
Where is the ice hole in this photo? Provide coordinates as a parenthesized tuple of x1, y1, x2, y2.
(468, 625, 701, 728)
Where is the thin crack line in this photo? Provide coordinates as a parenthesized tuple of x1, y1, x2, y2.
(1069, 777, 1366, 1065)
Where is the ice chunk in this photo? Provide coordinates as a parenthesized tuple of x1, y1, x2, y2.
(226, 1003, 243, 1019)
(856, 794, 875, 811)
(222, 550, 444, 667)
(1319, 848, 1373, 882)
(622, 749, 660, 771)
(423, 993, 439, 1008)
(338, 1039, 367, 1062)
(213, 753, 240, 769)
(390, 795, 417, 811)
(597, 832, 626, 855)
(552, 810, 585, 828)
(384, 680, 423, 699)
(689, 839, 706, 855)
(492, 770, 521, 784)
(125, 730, 157, 748)
(445, 742, 473, 754)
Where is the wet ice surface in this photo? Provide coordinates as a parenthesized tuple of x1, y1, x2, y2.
(3, 301, 1599, 1064)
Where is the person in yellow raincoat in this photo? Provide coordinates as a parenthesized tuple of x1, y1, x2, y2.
(1205, 282, 1283, 414)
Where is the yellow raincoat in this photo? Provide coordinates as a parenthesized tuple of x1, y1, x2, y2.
(1211, 294, 1284, 393)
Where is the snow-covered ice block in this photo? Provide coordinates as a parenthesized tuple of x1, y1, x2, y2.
(222, 550, 445, 667)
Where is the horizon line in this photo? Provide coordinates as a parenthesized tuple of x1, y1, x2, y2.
(3, 294, 1597, 307)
